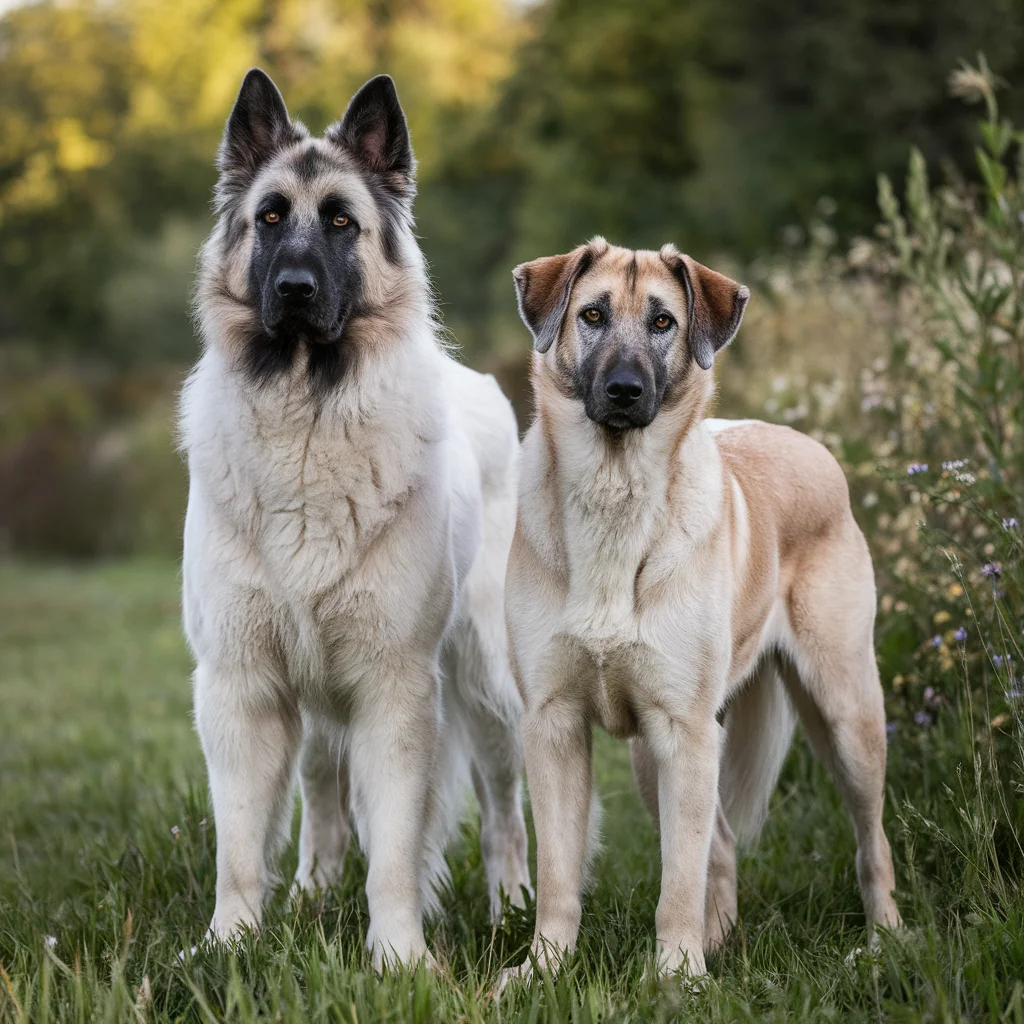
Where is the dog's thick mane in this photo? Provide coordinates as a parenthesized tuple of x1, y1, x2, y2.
(194, 133, 436, 402)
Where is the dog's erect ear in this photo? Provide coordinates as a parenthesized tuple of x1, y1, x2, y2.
(328, 75, 414, 180)
(218, 69, 295, 183)
(661, 245, 750, 370)
(513, 244, 600, 353)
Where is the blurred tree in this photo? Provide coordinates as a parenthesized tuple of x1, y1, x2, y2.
(421, 0, 1024, 352)
(420, 0, 706, 348)
(0, 0, 519, 361)
(3, 0, 1024, 363)
(699, 0, 1024, 247)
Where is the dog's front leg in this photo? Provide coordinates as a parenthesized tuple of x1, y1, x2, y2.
(347, 661, 439, 971)
(194, 663, 302, 942)
(520, 694, 593, 973)
(649, 708, 721, 979)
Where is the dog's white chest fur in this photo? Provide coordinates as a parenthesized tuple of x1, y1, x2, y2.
(180, 345, 449, 694)
(539, 425, 729, 735)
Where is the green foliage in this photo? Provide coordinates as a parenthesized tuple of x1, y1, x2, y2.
(4, 0, 1024, 360)
(0, 0, 518, 362)
(423, 0, 1024, 349)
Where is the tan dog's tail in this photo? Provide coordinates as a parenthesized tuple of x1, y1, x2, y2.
(719, 660, 797, 844)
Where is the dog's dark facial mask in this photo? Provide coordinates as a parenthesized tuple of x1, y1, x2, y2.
(514, 241, 749, 433)
(573, 291, 673, 430)
(250, 188, 361, 345)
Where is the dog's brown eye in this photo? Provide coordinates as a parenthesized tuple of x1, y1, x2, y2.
(582, 308, 602, 324)
(263, 211, 280, 224)
(653, 313, 673, 330)
(332, 214, 350, 228)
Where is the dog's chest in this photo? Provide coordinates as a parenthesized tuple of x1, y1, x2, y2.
(211, 400, 429, 611)
(545, 460, 730, 735)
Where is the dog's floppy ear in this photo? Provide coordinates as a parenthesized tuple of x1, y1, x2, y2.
(328, 75, 414, 180)
(660, 245, 750, 370)
(218, 69, 297, 184)
(513, 242, 601, 353)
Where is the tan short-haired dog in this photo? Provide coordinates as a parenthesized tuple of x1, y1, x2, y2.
(504, 237, 900, 979)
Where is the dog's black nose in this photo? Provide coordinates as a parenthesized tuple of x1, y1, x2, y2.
(275, 268, 318, 303)
(605, 370, 644, 408)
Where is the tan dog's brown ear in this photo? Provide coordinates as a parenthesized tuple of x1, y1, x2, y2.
(660, 245, 750, 370)
(513, 241, 602, 353)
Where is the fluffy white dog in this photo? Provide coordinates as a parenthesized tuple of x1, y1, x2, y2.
(179, 69, 530, 968)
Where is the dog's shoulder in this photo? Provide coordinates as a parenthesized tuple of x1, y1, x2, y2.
(711, 418, 852, 540)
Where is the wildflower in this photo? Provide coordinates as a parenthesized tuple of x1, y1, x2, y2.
(954, 625, 968, 643)
(941, 459, 968, 471)
(1003, 517, 1019, 530)
(948, 56, 1002, 108)
(931, 635, 943, 648)
(923, 686, 935, 703)
(993, 654, 1005, 668)
(991, 713, 1011, 729)
(981, 562, 1002, 578)
(171, 825, 181, 839)
(914, 710, 933, 727)
(1005, 686, 1023, 701)
(885, 721, 898, 737)
(44, 935, 57, 948)
(907, 463, 928, 475)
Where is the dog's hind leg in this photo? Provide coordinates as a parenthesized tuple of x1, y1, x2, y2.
(454, 588, 532, 917)
(708, 661, 797, 951)
(294, 719, 350, 895)
(629, 736, 660, 824)
(703, 803, 738, 953)
(782, 529, 901, 938)
(194, 662, 302, 941)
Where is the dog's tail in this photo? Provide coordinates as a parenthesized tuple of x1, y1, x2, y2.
(719, 659, 797, 844)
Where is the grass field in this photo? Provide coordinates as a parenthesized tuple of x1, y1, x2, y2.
(1, 561, 1022, 1023)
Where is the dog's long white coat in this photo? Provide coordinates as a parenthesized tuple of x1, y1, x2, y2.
(180, 323, 530, 966)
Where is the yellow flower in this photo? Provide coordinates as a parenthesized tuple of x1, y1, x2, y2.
(933, 610, 951, 624)
(946, 583, 964, 599)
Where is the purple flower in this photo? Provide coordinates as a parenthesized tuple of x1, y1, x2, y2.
(931, 635, 943, 648)
(923, 686, 935, 703)
(1003, 517, 1019, 530)
(886, 721, 898, 736)
(982, 562, 1002, 578)
(914, 710, 934, 727)
(907, 463, 929, 476)
(954, 626, 968, 643)
(1005, 686, 1023, 701)
(993, 654, 1005, 668)
(170, 825, 181, 839)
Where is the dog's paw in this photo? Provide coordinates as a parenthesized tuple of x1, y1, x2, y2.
(492, 960, 534, 998)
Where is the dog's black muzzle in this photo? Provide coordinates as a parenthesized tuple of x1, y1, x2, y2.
(261, 260, 347, 344)
(585, 358, 660, 431)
